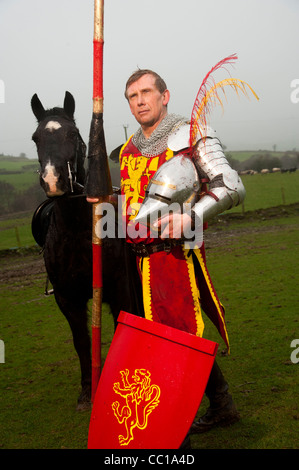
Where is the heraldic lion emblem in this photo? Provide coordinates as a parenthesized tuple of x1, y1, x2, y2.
(112, 368, 161, 446)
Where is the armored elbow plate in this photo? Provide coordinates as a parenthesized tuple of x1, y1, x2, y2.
(222, 169, 246, 205)
(192, 167, 246, 223)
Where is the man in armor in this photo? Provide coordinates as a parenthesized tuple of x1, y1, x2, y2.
(117, 69, 243, 434)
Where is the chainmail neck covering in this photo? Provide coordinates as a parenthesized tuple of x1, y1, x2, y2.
(132, 113, 188, 157)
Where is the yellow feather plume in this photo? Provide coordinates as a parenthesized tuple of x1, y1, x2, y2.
(190, 77, 259, 146)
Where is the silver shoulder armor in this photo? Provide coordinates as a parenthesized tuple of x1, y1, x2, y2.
(168, 124, 216, 152)
(192, 132, 245, 223)
(168, 123, 190, 151)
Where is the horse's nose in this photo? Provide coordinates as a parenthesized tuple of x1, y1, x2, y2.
(42, 161, 64, 196)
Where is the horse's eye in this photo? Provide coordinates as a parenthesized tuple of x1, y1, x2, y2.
(68, 130, 78, 139)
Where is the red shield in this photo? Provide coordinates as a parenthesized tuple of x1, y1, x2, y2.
(88, 311, 218, 449)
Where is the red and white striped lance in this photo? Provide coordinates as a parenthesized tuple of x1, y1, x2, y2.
(86, 0, 113, 403)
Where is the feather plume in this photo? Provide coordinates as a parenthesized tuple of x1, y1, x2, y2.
(190, 54, 259, 146)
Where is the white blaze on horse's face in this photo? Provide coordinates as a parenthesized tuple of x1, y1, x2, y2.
(44, 120, 62, 132)
(43, 161, 64, 196)
(41, 120, 65, 196)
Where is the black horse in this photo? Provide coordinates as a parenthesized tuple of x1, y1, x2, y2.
(31, 91, 143, 410)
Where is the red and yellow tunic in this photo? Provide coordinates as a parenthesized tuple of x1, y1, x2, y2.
(120, 136, 229, 350)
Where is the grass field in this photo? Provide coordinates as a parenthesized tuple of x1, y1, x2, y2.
(0, 156, 39, 191)
(0, 172, 39, 192)
(0, 155, 38, 171)
(0, 204, 298, 449)
(0, 221, 34, 250)
(231, 171, 299, 213)
(194, 210, 299, 449)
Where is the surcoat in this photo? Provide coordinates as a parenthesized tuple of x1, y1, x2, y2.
(119, 132, 229, 351)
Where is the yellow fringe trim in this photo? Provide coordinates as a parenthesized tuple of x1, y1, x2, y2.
(193, 248, 230, 352)
(140, 256, 153, 321)
(183, 248, 205, 337)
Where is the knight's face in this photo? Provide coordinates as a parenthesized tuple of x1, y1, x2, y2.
(127, 74, 170, 137)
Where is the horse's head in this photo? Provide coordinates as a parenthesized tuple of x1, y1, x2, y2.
(31, 91, 86, 197)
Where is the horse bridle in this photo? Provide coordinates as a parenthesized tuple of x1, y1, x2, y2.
(36, 119, 87, 195)
(66, 131, 86, 194)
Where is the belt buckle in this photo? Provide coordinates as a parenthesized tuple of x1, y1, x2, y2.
(141, 244, 149, 256)
(164, 241, 172, 253)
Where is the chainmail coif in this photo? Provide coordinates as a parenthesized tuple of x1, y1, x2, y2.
(132, 113, 189, 157)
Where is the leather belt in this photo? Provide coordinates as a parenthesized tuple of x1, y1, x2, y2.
(129, 239, 182, 257)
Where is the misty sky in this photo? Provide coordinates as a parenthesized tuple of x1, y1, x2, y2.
(0, 0, 298, 159)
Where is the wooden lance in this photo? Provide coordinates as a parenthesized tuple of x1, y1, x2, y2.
(85, 0, 113, 403)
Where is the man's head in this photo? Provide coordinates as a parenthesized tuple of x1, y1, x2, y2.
(124, 69, 167, 100)
(125, 69, 170, 138)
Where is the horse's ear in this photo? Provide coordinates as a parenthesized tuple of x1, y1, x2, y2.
(64, 91, 75, 119)
(31, 93, 46, 122)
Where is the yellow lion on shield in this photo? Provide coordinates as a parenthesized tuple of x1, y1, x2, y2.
(112, 368, 161, 446)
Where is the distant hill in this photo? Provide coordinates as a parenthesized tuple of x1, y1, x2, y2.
(0, 155, 42, 215)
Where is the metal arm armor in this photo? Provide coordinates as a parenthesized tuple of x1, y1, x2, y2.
(192, 130, 245, 223)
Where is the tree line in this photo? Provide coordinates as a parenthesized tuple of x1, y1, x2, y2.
(0, 181, 44, 216)
(226, 151, 299, 173)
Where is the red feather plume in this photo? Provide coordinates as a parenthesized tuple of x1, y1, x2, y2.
(189, 54, 259, 147)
